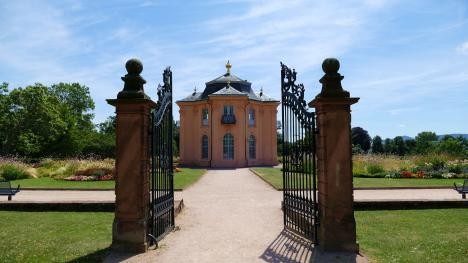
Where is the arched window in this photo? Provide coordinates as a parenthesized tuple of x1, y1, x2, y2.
(223, 133, 234, 160)
(201, 135, 208, 159)
(248, 135, 256, 159)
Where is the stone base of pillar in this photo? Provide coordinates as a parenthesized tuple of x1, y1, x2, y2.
(112, 219, 148, 253)
(318, 218, 359, 252)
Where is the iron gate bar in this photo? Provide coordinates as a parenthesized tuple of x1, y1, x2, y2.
(280, 62, 318, 243)
(149, 67, 174, 245)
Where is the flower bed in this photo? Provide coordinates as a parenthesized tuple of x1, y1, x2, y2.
(64, 168, 114, 181)
(353, 155, 468, 179)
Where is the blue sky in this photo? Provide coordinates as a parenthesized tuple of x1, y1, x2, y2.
(0, 0, 467, 139)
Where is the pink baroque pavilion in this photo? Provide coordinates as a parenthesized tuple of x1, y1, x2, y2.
(176, 61, 279, 168)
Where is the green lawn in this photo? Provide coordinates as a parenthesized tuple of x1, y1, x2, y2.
(10, 177, 115, 189)
(1, 209, 466, 262)
(353, 177, 463, 188)
(10, 168, 206, 190)
(250, 167, 465, 189)
(0, 211, 113, 262)
(251, 167, 283, 189)
(173, 168, 206, 190)
(356, 209, 468, 263)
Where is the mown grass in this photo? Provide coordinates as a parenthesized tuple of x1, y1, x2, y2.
(10, 177, 115, 189)
(250, 167, 465, 189)
(174, 168, 207, 190)
(353, 178, 464, 188)
(9, 168, 206, 190)
(356, 209, 468, 263)
(0, 210, 466, 263)
(0, 211, 113, 262)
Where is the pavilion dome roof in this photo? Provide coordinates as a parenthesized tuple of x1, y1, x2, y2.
(176, 61, 278, 103)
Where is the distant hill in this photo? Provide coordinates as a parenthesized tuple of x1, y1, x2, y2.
(396, 134, 468, 141)
(437, 134, 468, 140)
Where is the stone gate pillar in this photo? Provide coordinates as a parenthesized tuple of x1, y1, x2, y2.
(309, 58, 359, 252)
(107, 59, 156, 253)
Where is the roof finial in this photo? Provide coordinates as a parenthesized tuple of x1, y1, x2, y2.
(226, 60, 232, 75)
(260, 86, 263, 96)
(193, 86, 197, 95)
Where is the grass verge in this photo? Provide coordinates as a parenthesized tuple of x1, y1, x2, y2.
(10, 168, 207, 190)
(174, 168, 207, 190)
(250, 167, 465, 189)
(10, 177, 115, 189)
(356, 209, 468, 263)
(0, 211, 113, 262)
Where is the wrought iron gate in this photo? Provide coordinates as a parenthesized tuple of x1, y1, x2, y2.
(280, 63, 318, 243)
(148, 67, 174, 245)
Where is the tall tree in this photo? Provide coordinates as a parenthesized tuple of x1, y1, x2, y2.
(414, 131, 437, 154)
(46, 83, 95, 156)
(405, 139, 416, 154)
(371, 135, 384, 154)
(393, 136, 407, 156)
(383, 138, 395, 154)
(351, 127, 371, 152)
(436, 136, 467, 158)
(0, 83, 95, 157)
(0, 83, 10, 154)
(83, 116, 116, 158)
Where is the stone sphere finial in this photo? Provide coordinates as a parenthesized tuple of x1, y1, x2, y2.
(322, 58, 340, 74)
(125, 58, 143, 75)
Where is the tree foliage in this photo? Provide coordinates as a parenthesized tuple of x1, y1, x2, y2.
(371, 136, 384, 154)
(414, 131, 437, 154)
(393, 136, 407, 156)
(352, 127, 371, 152)
(0, 82, 113, 158)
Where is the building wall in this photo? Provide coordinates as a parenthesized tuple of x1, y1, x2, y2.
(246, 101, 279, 166)
(177, 96, 279, 167)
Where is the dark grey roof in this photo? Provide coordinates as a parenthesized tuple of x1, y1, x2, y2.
(206, 73, 250, 85)
(252, 91, 279, 102)
(209, 85, 247, 97)
(176, 65, 278, 103)
(177, 92, 203, 102)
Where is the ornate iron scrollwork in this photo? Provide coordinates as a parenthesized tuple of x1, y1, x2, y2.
(280, 62, 314, 128)
(149, 66, 174, 246)
(153, 67, 172, 126)
(281, 62, 318, 243)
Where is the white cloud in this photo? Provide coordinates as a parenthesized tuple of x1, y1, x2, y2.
(456, 41, 468, 55)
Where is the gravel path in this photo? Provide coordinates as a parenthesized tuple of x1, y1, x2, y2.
(107, 168, 319, 262)
(1, 187, 461, 203)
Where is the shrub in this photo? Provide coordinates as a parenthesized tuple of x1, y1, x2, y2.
(385, 171, 400, 178)
(414, 154, 452, 171)
(442, 172, 456, 179)
(0, 164, 30, 180)
(425, 170, 443, 179)
(447, 163, 463, 174)
(366, 163, 385, 175)
(446, 160, 468, 174)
